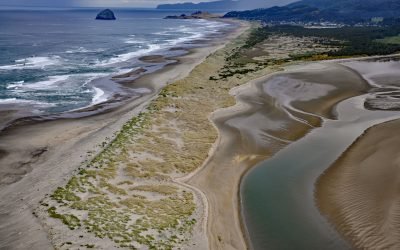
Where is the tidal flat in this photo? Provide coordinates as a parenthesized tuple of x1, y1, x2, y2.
(2, 18, 400, 250)
(25, 24, 343, 249)
(240, 58, 400, 249)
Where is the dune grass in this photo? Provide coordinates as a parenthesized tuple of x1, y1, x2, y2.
(39, 25, 335, 249)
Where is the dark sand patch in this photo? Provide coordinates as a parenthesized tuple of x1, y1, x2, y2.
(138, 55, 166, 63)
(112, 67, 147, 79)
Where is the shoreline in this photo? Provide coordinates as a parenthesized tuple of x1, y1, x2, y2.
(3, 16, 400, 249)
(315, 58, 400, 249)
(0, 17, 237, 132)
(0, 19, 248, 250)
(188, 59, 371, 249)
(316, 119, 400, 249)
(0, 48, 190, 132)
(237, 55, 400, 249)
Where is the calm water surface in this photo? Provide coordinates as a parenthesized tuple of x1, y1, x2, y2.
(241, 66, 400, 250)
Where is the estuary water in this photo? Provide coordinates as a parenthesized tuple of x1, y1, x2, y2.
(241, 60, 400, 250)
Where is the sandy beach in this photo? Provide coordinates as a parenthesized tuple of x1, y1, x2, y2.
(0, 19, 249, 249)
(3, 12, 400, 249)
(316, 58, 400, 249)
(188, 60, 371, 249)
(317, 119, 400, 249)
(1, 18, 351, 249)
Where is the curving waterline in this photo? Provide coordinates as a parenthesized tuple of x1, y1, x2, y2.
(241, 84, 400, 249)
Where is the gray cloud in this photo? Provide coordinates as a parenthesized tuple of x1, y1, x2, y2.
(0, 0, 214, 7)
(0, 0, 296, 8)
(0, 0, 72, 7)
(75, 0, 217, 7)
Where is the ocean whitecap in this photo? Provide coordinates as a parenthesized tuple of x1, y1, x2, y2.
(0, 56, 61, 70)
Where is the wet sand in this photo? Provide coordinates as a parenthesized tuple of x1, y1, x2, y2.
(3, 18, 400, 249)
(316, 58, 400, 249)
(138, 55, 167, 63)
(317, 119, 400, 249)
(239, 58, 400, 249)
(0, 20, 247, 250)
(188, 61, 370, 249)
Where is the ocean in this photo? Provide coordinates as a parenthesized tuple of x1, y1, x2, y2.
(0, 8, 232, 117)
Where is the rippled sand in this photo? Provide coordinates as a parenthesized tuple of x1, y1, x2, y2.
(189, 61, 370, 249)
(317, 58, 400, 249)
(317, 119, 400, 249)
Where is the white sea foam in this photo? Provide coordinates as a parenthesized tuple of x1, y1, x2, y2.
(160, 20, 229, 46)
(104, 20, 230, 66)
(22, 75, 70, 90)
(6, 81, 25, 89)
(113, 67, 141, 76)
(0, 98, 28, 104)
(79, 73, 109, 88)
(153, 31, 170, 36)
(0, 56, 60, 70)
(91, 87, 107, 105)
(65, 47, 104, 53)
(124, 38, 146, 44)
(0, 98, 54, 107)
(99, 44, 162, 66)
(167, 32, 203, 46)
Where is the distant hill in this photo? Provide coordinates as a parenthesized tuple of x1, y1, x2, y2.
(288, 0, 400, 19)
(224, 0, 400, 23)
(157, 0, 296, 11)
(157, 0, 238, 11)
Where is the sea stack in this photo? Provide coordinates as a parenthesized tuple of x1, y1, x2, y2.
(96, 9, 116, 20)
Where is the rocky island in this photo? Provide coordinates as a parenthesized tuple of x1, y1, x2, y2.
(164, 11, 218, 19)
(96, 9, 116, 20)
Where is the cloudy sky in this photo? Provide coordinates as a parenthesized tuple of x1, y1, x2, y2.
(1, 0, 219, 7)
(0, 0, 295, 8)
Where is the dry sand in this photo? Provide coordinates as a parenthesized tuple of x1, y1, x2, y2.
(0, 20, 247, 250)
(188, 61, 370, 250)
(2, 19, 392, 250)
(316, 119, 400, 249)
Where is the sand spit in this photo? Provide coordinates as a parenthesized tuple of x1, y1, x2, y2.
(0, 20, 248, 250)
(316, 119, 400, 249)
(3, 20, 397, 250)
(188, 61, 370, 250)
(1, 21, 348, 249)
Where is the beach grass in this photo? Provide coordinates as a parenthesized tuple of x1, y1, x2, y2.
(39, 23, 344, 249)
(40, 28, 252, 249)
(376, 35, 400, 45)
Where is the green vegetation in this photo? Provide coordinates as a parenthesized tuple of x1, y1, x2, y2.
(216, 24, 400, 81)
(376, 35, 400, 45)
(47, 207, 81, 230)
(211, 26, 338, 81)
(42, 94, 201, 248)
(242, 27, 270, 48)
(212, 23, 400, 82)
(261, 25, 400, 56)
(46, 171, 196, 249)
(224, 0, 400, 25)
(45, 24, 388, 249)
(42, 27, 269, 250)
(132, 185, 178, 195)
